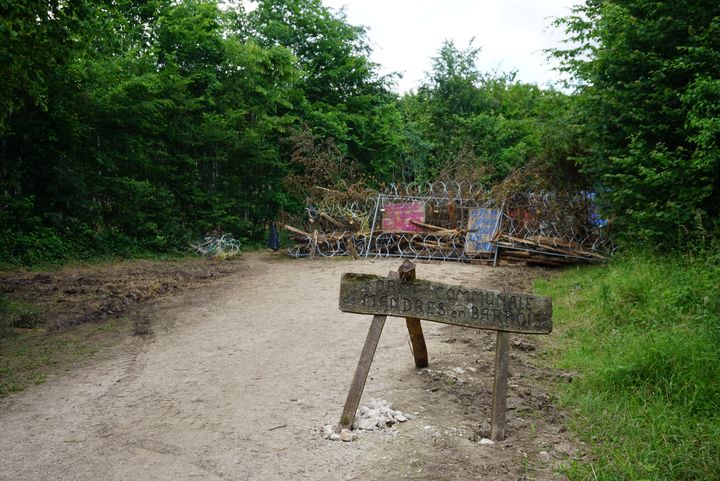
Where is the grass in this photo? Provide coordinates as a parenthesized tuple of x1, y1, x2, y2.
(535, 251, 720, 480)
(0, 295, 128, 397)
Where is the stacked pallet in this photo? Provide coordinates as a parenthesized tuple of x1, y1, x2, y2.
(496, 234, 606, 266)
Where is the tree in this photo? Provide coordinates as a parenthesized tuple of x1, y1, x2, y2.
(0, 0, 302, 262)
(0, 0, 96, 130)
(399, 40, 581, 187)
(247, 0, 402, 182)
(552, 0, 720, 244)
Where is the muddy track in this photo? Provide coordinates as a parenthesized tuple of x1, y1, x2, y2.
(0, 253, 577, 480)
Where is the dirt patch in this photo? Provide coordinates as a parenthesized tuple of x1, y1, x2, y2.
(0, 253, 581, 481)
(374, 327, 578, 480)
(0, 258, 242, 333)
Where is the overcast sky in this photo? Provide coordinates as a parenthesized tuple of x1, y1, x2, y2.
(322, 0, 577, 93)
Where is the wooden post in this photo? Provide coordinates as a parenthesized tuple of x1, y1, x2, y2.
(311, 229, 318, 259)
(398, 261, 429, 368)
(490, 331, 510, 441)
(336, 270, 399, 433)
(336, 314, 387, 432)
(347, 238, 359, 259)
(447, 202, 457, 230)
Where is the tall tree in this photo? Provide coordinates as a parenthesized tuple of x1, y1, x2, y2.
(400, 40, 581, 186)
(247, 0, 402, 181)
(553, 0, 720, 243)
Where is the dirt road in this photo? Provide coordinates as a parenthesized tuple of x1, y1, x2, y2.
(0, 253, 575, 480)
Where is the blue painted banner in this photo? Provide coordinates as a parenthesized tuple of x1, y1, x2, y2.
(464, 208, 502, 255)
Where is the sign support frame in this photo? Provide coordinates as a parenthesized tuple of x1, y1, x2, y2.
(335, 261, 552, 440)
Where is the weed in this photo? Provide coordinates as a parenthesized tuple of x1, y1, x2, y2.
(0, 295, 45, 332)
(0, 300, 128, 397)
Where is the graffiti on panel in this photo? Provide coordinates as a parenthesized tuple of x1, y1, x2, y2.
(382, 202, 425, 233)
(464, 208, 502, 254)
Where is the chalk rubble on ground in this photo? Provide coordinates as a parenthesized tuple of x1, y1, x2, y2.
(323, 399, 413, 441)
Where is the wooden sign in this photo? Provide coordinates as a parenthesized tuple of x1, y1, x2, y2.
(335, 262, 552, 442)
(464, 207, 502, 255)
(381, 202, 425, 233)
(339, 273, 552, 334)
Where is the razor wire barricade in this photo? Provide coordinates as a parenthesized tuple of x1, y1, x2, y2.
(284, 182, 613, 266)
(497, 191, 614, 266)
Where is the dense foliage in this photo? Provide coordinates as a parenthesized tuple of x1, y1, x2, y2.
(0, 0, 404, 264)
(399, 41, 583, 187)
(2, 0, 719, 265)
(553, 0, 720, 245)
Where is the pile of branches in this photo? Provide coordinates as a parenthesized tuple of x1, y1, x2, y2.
(496, 190, 612, 266)
(281, 223, 367, 259)
(281, 217, 478, 261)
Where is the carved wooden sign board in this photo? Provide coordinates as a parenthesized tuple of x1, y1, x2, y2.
(335, 261, 552, 442)
(339, 274, 552, 334)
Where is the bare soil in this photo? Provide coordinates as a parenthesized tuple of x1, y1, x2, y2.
(0, 252, 580, 480)
(0, 258, 239, 332)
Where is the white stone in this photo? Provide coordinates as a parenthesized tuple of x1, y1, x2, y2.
(358, 418, 377, 430)
(340, 429, 356, 442)
(479, 438, 495, 445)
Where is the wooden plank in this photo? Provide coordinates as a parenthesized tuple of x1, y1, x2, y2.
(320, 212, 343, 227)
(490, 331, 510, 441)
(336, 270, 400, 432)
(311, 230, 318, 259)
(281, 224, 312, 238)
(398, 261, 429, 368)
(501, 234, 607, 261)
(464, 208, 502, 255)
(339, 274, 552, 334)
(336, 313, 387, 433)
(408, 219, 446, 231)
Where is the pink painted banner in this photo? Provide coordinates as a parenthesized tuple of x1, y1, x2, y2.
(382, 202, 425, 233)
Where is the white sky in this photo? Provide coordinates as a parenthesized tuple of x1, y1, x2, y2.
(322, 0, 576, 93)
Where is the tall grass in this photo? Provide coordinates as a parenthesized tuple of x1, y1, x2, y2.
(536, 251, 720, 480)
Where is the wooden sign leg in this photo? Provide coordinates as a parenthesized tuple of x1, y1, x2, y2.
(405, 318, 429, 368)
(336, 314, 387, 433)
(398, 261, 429, 368)
(490, 331, 510, 441)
